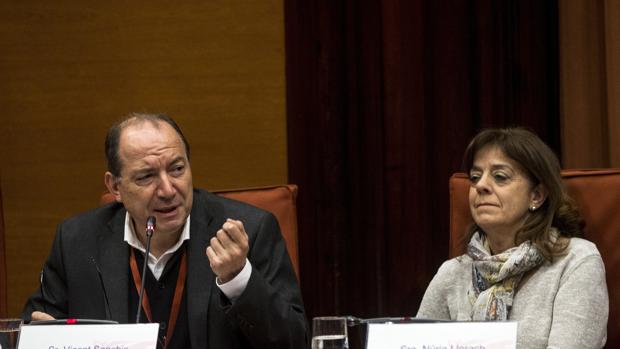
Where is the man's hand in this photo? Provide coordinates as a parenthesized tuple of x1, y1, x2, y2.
(31, 311, 55, 321)
(206, 218, 249, 283)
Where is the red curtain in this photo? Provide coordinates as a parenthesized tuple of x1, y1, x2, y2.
(285, 0, 560, 329)
(559, 0, 620, 168)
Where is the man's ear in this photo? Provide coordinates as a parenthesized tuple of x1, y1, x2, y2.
(104, 172, 123, 202)
(530, 183, 548, 209)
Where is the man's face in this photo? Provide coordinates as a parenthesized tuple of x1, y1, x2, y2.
(106, 121, 193, 238)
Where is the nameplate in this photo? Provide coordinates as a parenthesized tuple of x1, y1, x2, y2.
(18, 323, 159, 349)
(366, 321, 517, 349)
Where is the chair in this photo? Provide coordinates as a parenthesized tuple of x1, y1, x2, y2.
(101, 185, 300, 278)
(449, 169, 620, 347)
(0, 181, 7, 317)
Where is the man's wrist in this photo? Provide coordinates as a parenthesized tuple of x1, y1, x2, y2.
(216, 259, 252, 302)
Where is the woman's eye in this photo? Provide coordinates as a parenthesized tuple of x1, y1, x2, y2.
(493, 172, 509, 182)
(469, 174, 481, 183)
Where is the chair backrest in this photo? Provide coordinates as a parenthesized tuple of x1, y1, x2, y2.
(449, 169, 620, 347)
(101, 185, 300, 278)
(213, 185, 300, 278)
(0, 181, 7, 317)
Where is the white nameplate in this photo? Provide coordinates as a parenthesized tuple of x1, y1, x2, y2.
(18, 323, 159, 349)
(366, 321, 517, 349)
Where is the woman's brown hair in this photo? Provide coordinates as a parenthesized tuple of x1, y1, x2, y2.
(462, 127, 584, 260)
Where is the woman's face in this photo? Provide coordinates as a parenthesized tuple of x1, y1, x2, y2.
(468, 145, 545, 241)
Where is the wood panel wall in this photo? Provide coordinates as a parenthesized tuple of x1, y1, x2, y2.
(0, 1, 287, 316)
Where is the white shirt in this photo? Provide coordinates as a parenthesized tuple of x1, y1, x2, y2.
(123, 213, 252, 302)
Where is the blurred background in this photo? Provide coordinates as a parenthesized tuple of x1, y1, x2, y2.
(1, 0, 619, 326)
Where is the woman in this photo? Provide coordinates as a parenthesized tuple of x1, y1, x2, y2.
(417, 128, 608, 348)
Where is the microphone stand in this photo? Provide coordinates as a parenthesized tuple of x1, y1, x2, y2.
(136, 216, 156, 324)
(345, 316, 443, 326)
(90, 257, 112, 320)
(40, 268, 48, 315)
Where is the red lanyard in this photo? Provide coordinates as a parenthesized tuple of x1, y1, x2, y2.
(129, 247, 187, 349)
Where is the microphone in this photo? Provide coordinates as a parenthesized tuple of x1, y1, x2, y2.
(90, 257, 112, 320)
(136, 215, 156, 323)
(40, 268, 48, 315)
(345, 315, 448, 326)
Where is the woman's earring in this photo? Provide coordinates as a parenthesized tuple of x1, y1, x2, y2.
(529, 205, 537, 212)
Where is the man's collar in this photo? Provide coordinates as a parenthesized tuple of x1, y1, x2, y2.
(123, 213, 191, 255)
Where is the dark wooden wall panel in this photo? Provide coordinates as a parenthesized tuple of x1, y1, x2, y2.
(0, 181, 6, 317)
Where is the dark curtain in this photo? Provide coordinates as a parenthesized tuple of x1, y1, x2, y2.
(285, 0, 559, 326)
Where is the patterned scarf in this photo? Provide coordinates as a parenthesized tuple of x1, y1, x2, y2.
(467, 231, 544, 320)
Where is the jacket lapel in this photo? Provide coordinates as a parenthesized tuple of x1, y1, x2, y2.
(187, 190, 219, 347)
(94, 191, 221, 341)
(98, 206, 129, 323)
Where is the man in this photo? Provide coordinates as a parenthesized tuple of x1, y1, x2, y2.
(24, 113, 308, 348)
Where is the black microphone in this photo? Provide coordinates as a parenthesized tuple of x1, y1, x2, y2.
(345, 315, 449, 326)
(90, 257, 112, 320)
(39, 268, 48, 315)
(136, 215, 156, 323)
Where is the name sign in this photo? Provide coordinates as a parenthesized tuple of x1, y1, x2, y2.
(366, 321, 517, 349)
(17, 323, 159, 349)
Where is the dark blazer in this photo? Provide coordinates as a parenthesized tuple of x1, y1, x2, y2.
(24, 189, 308, 348)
